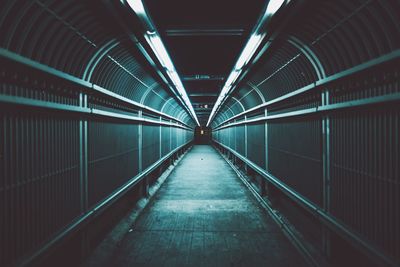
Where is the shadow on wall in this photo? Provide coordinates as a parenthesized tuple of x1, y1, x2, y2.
(194, 126, 212, 144)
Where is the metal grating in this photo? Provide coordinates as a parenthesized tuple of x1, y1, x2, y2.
(88, 121, 139, 207)
(1, 111, 81, 265)
(331, 107, 400, 260)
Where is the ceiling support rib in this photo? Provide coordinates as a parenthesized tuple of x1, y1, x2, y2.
(165, 28, 245, 37)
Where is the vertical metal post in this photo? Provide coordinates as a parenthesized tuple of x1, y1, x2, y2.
(264, 108, 268, 171)
(138, 110, 143, 173)
(159, 116, 162, 159)
(79, 92, 89, 258)
(169, 120, 172, 153)
(79, 92, 88, 214)
(138, 110, 148, 197)
(168, 120, 172, 165)
(261, 108, 268, 196)
(244, 115, 248, 173)
(234, 120, 237, 166)
(322, 89, 331, 258)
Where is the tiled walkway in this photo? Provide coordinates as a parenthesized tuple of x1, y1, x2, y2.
(109, 145, 307, 267)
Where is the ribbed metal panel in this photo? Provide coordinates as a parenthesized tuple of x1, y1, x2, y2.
(247, 123, 265, 169)
(228, 126, 236, 150)
(171, 127, 178, 150)
(0, 48, 194, 266)
(236, 125, 245, 156)
(331, 107, 400, 260)
(87, 121, 139, 207)
(0, 111, 81, 265)
(142, 125, 160, 170)
(161, 126, 171, 157)
(268, 117, 322, 205)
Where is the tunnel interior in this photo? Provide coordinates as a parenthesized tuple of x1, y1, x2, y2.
(0, 0, 399, 266)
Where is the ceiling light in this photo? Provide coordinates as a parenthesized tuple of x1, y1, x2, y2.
(126, 0, 146, 16)
(206, 0, 286, 127)
(225, 70, 241, 87)
(266, 0, 286, 15)
(234, 34, 265, 70)
(145, 34, 175, 70)
(125, 0, 199, 126)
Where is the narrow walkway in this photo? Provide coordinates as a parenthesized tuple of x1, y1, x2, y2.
(110, 145, 307, 266)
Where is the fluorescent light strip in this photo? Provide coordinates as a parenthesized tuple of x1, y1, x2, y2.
(126, 0, 199, 126)
(145, 34, 175, 70)
(266, 0, 286, 15)
(234, 34, 265, 71)
(126, 0, 146, 16)
(206, 0, 286, 127)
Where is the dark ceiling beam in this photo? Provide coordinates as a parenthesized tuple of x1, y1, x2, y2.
(193, 102, 214, 105)
(165, 28, 245, 37)
(182, 75, 225, 81)
(189, 93, 218, 97)
(194, 107, 213, 109)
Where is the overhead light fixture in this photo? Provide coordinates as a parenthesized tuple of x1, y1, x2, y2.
(145, 33, 175, 71)
(234, 34, 265, 71)
(266, 0, 286, 15)
(125, 0, 146, 16)
(206, 0, 287, 127)
(225, 69, 241, 87)
(125, 0, 199, 126)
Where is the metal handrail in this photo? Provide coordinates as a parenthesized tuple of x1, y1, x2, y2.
(213, 49, 400, 129)
(213, 140, 398, 267)
(0, 94, 192, 130)
(20, 140, 192, 266)
(214, 92, 400, 131)
(0, 48, 193, 129)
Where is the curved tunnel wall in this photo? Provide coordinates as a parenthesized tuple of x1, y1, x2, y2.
(213, 0, 399, 265)
(0, 1, 194, 265)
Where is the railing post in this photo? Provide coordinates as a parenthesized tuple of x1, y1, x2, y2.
(322, 89, 331, 258)
(79, 92, 89, 258)
(169, 122, 173, 166)
(138, 110, 143, 173)
(159, 116, 162, 159)
(264, 108, 268, 172)
(261, 108, 268, 196)
(79, 92, 89, 214)
(244, 115, 248, 174)
(138, 110, 147, 197)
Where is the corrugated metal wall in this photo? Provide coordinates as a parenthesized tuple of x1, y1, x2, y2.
(213, 62, 400, 265)
(0, 0, 197, 264)
(0, 55, 193, 266)
(88, 121, 139, 207)
(0, 60, 193, 265)
(212, 1, 400, 265)
(1, 111, 82, 264)
(330, 107, 400, 259)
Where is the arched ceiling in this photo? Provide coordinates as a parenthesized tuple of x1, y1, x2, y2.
(1, 0, 399, 128)
(211, 0, 400, 128)
(142, 0, 267, 125)
(0, 0, 195, 126)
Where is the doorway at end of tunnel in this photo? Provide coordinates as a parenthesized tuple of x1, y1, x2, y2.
(194, 126, 212, 144)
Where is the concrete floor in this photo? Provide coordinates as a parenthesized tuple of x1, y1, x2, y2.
(106, 145, 308, 267)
